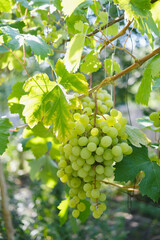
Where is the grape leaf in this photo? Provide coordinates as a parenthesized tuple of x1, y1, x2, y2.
(29, 155, 58, 188)
(64, 26, 88, 73)
(62, 0, 86, 16)
(58, 197, 70, 225)
(20, 73, 72, 142)
(8, 81, 26, 119)
(0, 118, 12, 155)
(135, 54, 160, 105)
(115, 146, 160, 202)
(0, 0, 12, 12)
(151, 0, 160, 30)
(78, 200, 91, 223)
(104, 58, 121, 75)
(126, 125, 150, 147)
(80, 51, 101, 75)
(55, 59, 88, 94)
(24, 34, 50, 60)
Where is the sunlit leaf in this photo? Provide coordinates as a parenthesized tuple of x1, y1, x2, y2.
(58, 197, 70, 225)
(126, 125, 150, 147)
(0, 118, 12, 155)
(62, 0, 86, 16)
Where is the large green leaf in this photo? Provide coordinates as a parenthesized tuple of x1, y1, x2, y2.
(55, 59, 88, 94)
(0, 118, 12, 155)
(20, 73, 72, 142)
(0, 0, 12, 12)
(126, 125, 150, 147)
(151, 1, 160, 30)
(58, 197, 70, 225)
(80, 51, 101, 75)
(115, 146, 160, 202)
(8, 81, 26, 119)
(135, 54, 160, 105)
(29, 155, 58, 188)
(62, 0, 86, 16)
(64, 31, 87, 73)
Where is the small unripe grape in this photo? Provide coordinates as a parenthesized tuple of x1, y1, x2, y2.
(65, 165, 73, 174)
(118, 117, 127, 127)
(89, 136, 99, 145)
(63, 144, 72, 154)
(72, 209, 80, 218)
(99, 193, 106, 201)
(83, 183, 92, 192)
(78, 168, 88, 178)
(80, 114, 89, 127)
(60, 174, 68, 183)
(93, 211, 101, 219)
(89, 101, 95, 109)
(77, 202, 86, 212)
(125, 146, 133, 155)
(69, 138, 78, 146)
(90, 204, 96, 211)
(69, 154, 77, 162)
(78, 136, 88, 146)
(58, 160, 67, 168)
(78, 190, 86, 200)
(57, 169, 64, 178)
(86, 156, 95, 165)
(103, 149, 113, 160)
(91, 128, 99, 136)
(87, 142, 97, 152)
(100, 105, 108, 113)
(83, 107, 92, 116)
(91, 189, 100, 198)
(95, 155, 103, 163)
(73, 113, 80, 120)
(71, 178, 81, 188)
(102, 126, 109, 134)
(96, 147, 104, 155)
(72, 146, 81, 156)
(72, 162, 80, 171)
(83, 163, 91, 172)
(112, 146, 122, 157)
(75, 123, 85, 135)
(77, 157, 85, 167)
(101, 136, 112, 147)
(149, 112, 159, 121)
(107, 127, 118, 138)
(80, 147, 92, 159)
(104, 166, 114, 177)
(110, 109, 118, 117)
(105, 100, 113, 108)
(96, 165, 104, 174)
(69, 199, 77, 208)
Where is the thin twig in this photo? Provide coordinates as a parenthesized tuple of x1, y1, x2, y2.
(10, 124, 28, 132)
(101, 180, 139, 192)
(0, 42, 31, 77)
(123, 23, 135, 48)
(79, 47, 160, 99)
(0, 158, 15, 240)
(87, 15, 124, 37)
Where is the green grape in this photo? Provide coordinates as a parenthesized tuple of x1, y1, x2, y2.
(89, 101, 95, 109)
(72, 146, 81, 157)
(89, 168, 96, 177)
(101, 136, 112, 147)
(72, 209, 80, 218)
(106, 116, 116, 126)
(104, 166, 114, 177)
(69, 188, 78, 197)
(112, 146, 122, 157)
(72, 162, 81, 171)
(75, 123, 85, 135)
(83, 107, 92, 116)
(120, 142, 130, 153)
(149, 112, 159, 121)
(73, 196, 80, 204)
(118, 117, 127, 126)
(102, 126, 110, 134)
(110, 109, 118, 117)
(99, 193, 106, 201)
(96, 165, 104, 174)
(104, 160, 114, 166)
(57, 169, 64, 178)
(60, 174, 68, 183)
(86, 124, 92, 131)
(71, 178, 81, 188)
(83, 183, 92, 192)
(69, 138, 78, 146)
(69, 154, 77, 162)
(58, 160, 67, 168)
(96, 174, 105, 180)
(73, 113, 80, 120)
(80, 147, 92, 159)
(91, 189, 100, 198)
(78, 168, 88, 178)
(99, 202, 107, 211)
(78, 136, 88, 146)
(86, 156, 95, 165)
(153, 120, 160, 127)
(95, 155, 103, 163)
(100, 105, 108, 113)
(96, 147, 104, 155)
(63, 144, 72, 154)
(90, 204, 96, 211)
(125, 146, 133, 155)
(69, 199, 77, 208)
(86, 190, 92, 198)
(114, 122, 121, 130)
(91, 128, 99, 136)
(105, 100, 113, 108)
(84, 176, 93, 182)
(97, 100, 102, 108)
(77, 157, 85, 167)
(93, 210, 101, 219)
(103, 149, 113, 160)
(65, 165, 73, 174)
(107, 127, 118, 138)
(114, 154, 123, 162)
(99, 121, 108, 129)
(77, 202, 86, 212)
(97, 92, 105, 100)
(87, 142, 97, 152)
(88, 136, 99, 145)
(83, 163, 91, 172)
(78, 190, 86, 200)
(80, 114, 89, 127)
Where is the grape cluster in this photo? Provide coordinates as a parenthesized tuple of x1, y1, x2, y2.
(57, 89, 132, 219)
(149, 111, 160, 128)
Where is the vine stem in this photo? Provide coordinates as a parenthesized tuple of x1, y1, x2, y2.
(0, 42, 31, 78)
(79, 47, 160, 99)
(100, 180, 139, 192)
(0, 158, 15, 240)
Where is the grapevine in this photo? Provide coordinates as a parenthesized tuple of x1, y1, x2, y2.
(57, 88, 133, 219)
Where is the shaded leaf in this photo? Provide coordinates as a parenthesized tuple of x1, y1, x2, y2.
(115, 146, 160, 201)
(0, 118, 12, 155)
(79, 200, 91, 223)
(104, 58, 121, 75)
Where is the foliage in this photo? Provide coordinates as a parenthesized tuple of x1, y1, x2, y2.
(0, 0, 160, 237)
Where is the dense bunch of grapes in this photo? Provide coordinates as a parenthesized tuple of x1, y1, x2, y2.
(149, 111, 160, 128)
(57, 89, 133, 219)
